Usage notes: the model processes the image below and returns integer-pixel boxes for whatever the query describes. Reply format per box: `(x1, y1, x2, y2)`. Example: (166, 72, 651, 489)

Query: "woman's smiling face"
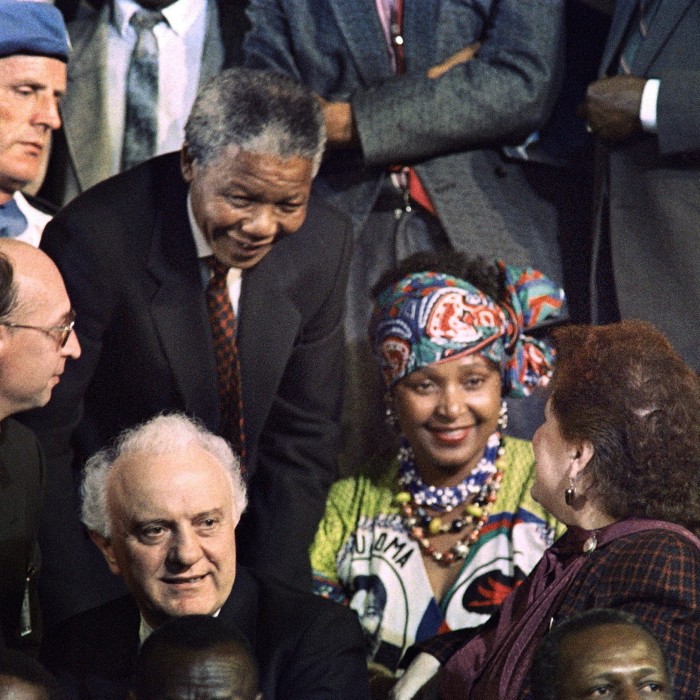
(392, 354, 502, 486)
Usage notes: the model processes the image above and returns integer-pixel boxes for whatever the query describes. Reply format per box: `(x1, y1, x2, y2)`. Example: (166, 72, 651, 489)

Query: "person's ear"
(568, 441, 594, 480)
(180, 143, 196, 183)
(89, 530, 122, 576)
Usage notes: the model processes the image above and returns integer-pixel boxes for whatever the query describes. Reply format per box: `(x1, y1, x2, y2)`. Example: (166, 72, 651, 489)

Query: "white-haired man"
(40, 413, 370, 700)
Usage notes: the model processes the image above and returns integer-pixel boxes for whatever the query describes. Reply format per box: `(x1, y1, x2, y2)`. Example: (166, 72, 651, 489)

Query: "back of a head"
(130, 615, 260, 700)
(549, 320, 700, 532)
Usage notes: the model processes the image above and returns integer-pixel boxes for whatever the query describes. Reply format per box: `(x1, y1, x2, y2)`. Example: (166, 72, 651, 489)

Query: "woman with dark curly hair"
(393, 320, 700, 700)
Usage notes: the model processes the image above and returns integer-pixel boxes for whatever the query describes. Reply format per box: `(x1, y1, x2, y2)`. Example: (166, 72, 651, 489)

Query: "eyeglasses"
(1, 309, 76, 348)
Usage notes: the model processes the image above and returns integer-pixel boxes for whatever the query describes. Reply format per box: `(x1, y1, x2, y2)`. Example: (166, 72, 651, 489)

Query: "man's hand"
(580, 75, 646, 142)
(389, 653, 441, 700)
(427, 42, 481, 79)
(317, 96, 358, 148)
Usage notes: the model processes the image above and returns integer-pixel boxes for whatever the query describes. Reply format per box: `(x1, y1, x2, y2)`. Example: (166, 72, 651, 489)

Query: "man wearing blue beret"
(0, 0, 70, 245)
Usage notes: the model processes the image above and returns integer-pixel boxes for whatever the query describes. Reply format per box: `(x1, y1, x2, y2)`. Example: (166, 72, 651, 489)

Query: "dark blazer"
(244, 0, 565, 281)
(591, 0, 700, 370)
(20, 153, 352, 621)
(40, 0, 250, 206)
(0, 418, 44, 652)
(40, 566, 371, 700)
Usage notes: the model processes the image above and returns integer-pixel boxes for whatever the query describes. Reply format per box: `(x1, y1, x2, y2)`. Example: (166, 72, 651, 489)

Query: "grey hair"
(0, 252, 19, 323)
(185, 67, 326, 174)
(81, 413, 247, 538)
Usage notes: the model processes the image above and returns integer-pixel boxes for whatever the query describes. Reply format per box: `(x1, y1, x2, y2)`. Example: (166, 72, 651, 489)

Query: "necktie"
(0, 198, 28, 238)
(618, 0, 661, 75)
(121, 9, 164, 172)
(205, 257, 245, 458)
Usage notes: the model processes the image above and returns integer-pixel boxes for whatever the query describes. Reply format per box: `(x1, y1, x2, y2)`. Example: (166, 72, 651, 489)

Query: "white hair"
(81, 413, 247, 538)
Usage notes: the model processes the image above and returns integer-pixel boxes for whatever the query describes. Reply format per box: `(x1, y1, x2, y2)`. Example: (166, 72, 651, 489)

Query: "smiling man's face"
(181, 144, 314, 270)
(93, 445, 238, 629)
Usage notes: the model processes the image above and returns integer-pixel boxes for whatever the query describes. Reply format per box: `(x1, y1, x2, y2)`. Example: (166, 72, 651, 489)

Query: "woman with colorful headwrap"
(309, 252, 566, 687)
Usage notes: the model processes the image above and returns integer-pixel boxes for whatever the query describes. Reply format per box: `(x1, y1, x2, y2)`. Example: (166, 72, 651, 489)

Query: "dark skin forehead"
(148, 644, 258, 700)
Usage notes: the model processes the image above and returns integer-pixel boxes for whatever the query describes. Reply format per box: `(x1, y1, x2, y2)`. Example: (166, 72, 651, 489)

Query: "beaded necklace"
(394, 432, 506, 566)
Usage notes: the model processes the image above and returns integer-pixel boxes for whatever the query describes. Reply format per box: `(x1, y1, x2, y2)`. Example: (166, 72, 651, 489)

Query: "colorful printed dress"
(310, 436, 564, 672)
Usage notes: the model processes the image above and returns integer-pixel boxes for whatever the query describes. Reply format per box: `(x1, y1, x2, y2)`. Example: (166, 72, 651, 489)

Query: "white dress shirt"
(107, 0, 208, 172)
(13, 192, 52, 248)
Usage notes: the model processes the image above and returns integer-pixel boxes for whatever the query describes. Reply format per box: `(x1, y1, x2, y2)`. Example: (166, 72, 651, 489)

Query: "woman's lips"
(429, 426, 474, 445)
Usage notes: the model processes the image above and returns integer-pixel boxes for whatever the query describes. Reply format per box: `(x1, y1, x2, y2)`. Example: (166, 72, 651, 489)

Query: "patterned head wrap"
(370, 261, 565, 397)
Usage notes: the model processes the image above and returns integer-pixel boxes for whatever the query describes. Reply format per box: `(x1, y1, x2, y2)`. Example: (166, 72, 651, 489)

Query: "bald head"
(0, 239, 80, 418)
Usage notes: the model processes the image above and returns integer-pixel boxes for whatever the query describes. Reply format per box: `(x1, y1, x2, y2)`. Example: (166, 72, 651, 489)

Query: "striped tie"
(618, 0, 661, 75)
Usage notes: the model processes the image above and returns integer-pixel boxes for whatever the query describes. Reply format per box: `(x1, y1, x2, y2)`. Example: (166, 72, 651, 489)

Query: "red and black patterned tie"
(205, 256, 245, 458)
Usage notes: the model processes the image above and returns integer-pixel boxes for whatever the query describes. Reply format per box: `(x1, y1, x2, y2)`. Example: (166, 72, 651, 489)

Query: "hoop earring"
(498, 399, 508, 432)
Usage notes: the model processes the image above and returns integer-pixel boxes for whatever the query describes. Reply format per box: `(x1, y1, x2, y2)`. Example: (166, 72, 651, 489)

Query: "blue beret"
(0, 1, 70, 62)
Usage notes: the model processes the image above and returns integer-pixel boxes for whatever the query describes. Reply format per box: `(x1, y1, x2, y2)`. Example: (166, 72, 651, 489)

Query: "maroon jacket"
(416, 522, 700, 699)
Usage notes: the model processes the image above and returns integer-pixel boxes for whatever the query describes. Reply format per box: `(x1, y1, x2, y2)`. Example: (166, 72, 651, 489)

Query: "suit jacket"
(591, 0, 700, 370)
(244, 0, 565, 282)
(40, 566, 371, 700)
(40, 0, 249, 206)
(0, 418, 44, 652)
(20, 153, 353, 621)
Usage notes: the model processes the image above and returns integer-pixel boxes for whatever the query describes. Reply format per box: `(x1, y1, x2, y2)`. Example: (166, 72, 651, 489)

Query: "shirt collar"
(138, 607, 222, 646)
(186, 189, 213, 259)
(112, 0, 206, 37)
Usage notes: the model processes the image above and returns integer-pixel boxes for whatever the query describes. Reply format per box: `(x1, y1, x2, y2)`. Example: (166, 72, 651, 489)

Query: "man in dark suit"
(20, 67, 353, 625)
(40, 413, 370, 700)
(40, 0, 250, 207)
(0, 239, 81, 651)
(581, 0, 700, 371)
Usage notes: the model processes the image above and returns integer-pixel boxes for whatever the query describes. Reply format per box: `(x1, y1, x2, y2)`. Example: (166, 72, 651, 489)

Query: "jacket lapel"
(198, 0, 224, 88)
(146, 162, 220, 431)
(63, 4, 114, 191)
(237, 241, 301, 460)
(220, 567, 260, 649)
(633, 0, 694, 73)
(328, 0, 392, 85)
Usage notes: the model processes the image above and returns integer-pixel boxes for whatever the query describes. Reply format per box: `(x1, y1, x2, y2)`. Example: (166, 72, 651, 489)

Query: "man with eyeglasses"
(0, 239, 80, 653)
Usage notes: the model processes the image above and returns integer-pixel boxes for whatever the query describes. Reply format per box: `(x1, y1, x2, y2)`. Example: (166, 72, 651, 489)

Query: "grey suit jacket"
(41, 0, 248, 206)
(591, 0, 700, 370)
(244, 0, 565, 281)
